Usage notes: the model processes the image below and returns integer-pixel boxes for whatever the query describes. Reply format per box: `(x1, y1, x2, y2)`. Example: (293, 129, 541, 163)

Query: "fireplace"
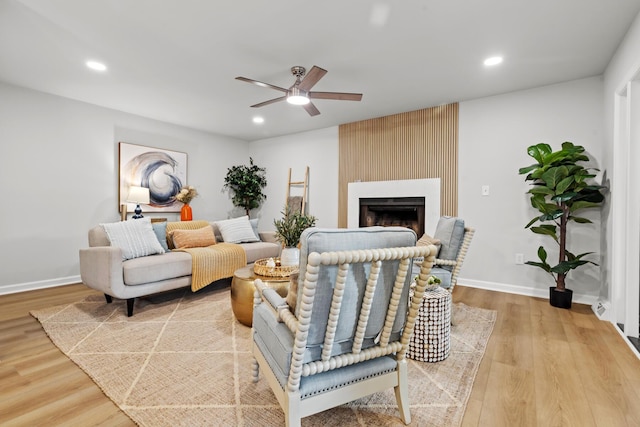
(347, 178, 441, 237)
(359, 197, 425, 236)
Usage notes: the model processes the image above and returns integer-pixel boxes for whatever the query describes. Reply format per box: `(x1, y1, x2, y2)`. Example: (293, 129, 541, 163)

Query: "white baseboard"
(0, 275, 81, 295)
(457, 277, 599, 306)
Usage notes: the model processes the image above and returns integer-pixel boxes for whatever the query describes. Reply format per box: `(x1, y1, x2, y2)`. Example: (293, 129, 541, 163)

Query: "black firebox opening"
(359, 197, 425, 237)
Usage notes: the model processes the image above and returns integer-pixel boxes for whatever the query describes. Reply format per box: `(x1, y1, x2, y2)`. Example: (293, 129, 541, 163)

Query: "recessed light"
(252, 116, 264, 124)
(86, 60, 107, 71)
(484, 56, 503, 67)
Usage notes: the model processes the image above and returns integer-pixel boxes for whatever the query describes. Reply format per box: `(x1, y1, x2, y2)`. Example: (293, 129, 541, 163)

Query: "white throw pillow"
(215, 215, 260, 243)
(101, 218, 166, 260)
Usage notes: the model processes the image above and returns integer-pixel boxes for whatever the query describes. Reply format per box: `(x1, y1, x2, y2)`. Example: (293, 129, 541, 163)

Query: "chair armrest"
(79, 246, 127, 297)
(254, 279, 297, 330)
(263, 287, 288, 309)
(254, 279, 288, 309)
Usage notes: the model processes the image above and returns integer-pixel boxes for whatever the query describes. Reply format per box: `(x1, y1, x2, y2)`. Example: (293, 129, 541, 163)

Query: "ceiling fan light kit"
(236, 65, 362, 116)
(286, 87, 310, 105)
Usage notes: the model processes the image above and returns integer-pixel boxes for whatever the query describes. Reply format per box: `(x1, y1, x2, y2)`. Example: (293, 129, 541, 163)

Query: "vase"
(549, 286, 573, 309)
(280, 247, 300, 267)
(180, 203, 193, 221)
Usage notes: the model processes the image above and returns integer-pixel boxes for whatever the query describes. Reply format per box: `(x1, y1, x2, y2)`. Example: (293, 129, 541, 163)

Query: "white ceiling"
(1, 0, 639, 141)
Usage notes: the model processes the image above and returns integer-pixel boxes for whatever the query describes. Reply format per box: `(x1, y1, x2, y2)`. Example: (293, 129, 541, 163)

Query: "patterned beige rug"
(31, 286, 496, 426)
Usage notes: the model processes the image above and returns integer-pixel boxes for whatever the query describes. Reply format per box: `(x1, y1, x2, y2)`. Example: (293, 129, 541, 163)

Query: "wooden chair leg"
(126, 298, 135, 317)
(284, 390, 301, 427)
(104, 294, 113, 304)
(394, 360, 411, 424)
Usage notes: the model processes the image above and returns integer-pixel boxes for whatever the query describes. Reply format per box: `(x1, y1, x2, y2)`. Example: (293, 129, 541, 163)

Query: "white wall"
(0, 82, 247, 293)
(458, 77, 604, 304)
(247, 77, 605, 304)
(0, 75, 609, 303)
(248, 127, 339, 231)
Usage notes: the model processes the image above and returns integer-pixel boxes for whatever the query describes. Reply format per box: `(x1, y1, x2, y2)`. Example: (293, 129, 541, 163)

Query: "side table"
(231, 264, 290, 327)
(408, 286, 452, 362)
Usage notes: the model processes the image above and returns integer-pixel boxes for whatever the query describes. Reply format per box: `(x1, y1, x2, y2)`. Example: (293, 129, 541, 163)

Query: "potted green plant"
(223, 157, 267, 217)
(273, 205, 317, 266)
(518, 141, 606, 308)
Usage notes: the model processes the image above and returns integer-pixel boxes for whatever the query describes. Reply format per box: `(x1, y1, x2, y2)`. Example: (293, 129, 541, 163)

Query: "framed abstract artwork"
(119, 142, 187, 213)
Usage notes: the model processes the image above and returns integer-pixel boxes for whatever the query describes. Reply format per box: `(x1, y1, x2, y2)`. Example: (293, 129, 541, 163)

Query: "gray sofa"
(79, 220, 280, 316)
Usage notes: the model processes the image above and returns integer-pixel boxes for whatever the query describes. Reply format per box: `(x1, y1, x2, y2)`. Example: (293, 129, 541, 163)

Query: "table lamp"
(127, 186, 150, 219)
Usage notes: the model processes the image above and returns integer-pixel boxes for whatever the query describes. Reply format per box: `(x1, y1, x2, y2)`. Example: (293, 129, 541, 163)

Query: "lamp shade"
(127, 186, 150, 204)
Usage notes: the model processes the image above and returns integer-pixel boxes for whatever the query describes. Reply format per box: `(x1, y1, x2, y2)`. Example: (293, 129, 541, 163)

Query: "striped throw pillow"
(101, 218, 165, 260)
(215, 216, 260, 243)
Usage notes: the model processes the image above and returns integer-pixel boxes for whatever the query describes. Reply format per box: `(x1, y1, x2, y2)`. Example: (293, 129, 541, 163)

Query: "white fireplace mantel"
(347, 178, 441, 236)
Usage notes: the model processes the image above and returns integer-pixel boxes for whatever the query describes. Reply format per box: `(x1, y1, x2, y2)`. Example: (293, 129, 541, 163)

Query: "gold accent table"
(231, 264, 290, 327)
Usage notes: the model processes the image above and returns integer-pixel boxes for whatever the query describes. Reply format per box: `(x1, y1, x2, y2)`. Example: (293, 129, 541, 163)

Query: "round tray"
(253, 258, 298, 278)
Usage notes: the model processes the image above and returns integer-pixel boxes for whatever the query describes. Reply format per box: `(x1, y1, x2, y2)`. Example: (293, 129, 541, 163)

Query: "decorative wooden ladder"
(286, 166, 309, 214)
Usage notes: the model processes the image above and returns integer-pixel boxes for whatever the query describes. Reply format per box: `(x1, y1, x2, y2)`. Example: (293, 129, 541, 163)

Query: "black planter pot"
(549, 287, 573, 309)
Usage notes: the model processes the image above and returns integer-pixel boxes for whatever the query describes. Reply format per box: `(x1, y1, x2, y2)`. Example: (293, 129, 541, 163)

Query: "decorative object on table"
(424, 274, 442, 291)
(180, 203, 192, 221)
(408, 286, 452, 363)
(253, 257, 298, 278)
(175, 185, 198, 221)
(280, 248, 299, 268)
(127, 186, 150, 219)
(273, 205, 317, 267)
(519, 142, 606, 309)
(222, 157, 267, 217)
(118, 142, 187, 214)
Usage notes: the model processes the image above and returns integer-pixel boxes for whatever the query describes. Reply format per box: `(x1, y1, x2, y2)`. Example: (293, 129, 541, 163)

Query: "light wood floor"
(1, 284, 640, 426)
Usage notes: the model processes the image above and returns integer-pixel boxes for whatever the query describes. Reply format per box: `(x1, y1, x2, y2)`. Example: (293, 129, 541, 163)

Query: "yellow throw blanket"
(175, 243, 247, 292)
(166, 220, 247, 291)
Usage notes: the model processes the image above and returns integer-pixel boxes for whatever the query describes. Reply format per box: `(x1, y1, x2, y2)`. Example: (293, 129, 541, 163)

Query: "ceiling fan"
(235, 65, 363, 116)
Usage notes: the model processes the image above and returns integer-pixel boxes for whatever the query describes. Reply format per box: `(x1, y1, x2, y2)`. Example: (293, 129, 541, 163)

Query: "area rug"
(31, 287, 496, 426)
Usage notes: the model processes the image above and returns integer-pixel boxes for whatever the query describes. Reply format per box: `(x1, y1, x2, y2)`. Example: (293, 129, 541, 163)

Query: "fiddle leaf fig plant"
(518, 142, 606, 291)
(223, 157, 267, 217)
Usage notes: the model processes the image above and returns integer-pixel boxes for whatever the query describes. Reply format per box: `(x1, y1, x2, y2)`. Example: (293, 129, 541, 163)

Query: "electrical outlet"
(481, 185, 490, 196)
(515, 253, 524, 264)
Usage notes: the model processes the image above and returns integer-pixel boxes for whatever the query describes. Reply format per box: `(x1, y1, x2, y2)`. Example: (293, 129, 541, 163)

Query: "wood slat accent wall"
(338, 103, 458, 228)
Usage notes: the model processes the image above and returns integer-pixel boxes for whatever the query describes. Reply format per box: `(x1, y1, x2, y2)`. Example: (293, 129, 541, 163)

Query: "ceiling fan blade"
(250, 96, 286, 108)
(297, 66, 327, 91)
(302, 101, 321, 116)
(236, 76, 288, 93)
(309, 91, 363, 101)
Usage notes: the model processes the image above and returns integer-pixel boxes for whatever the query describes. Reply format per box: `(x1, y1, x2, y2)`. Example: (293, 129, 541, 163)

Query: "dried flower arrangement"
(175, 186, 198, 204)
